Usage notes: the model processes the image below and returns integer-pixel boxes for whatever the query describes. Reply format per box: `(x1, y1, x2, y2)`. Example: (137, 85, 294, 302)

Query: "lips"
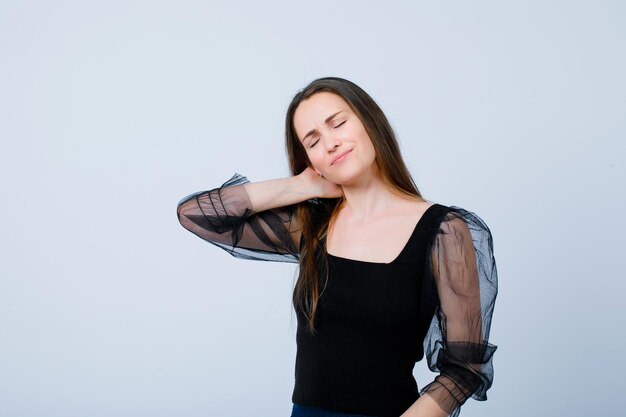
(331, 149, 353, 165)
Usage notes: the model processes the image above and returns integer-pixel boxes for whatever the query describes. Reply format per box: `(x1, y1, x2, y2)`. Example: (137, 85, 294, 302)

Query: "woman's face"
(293, 92, 376, 185)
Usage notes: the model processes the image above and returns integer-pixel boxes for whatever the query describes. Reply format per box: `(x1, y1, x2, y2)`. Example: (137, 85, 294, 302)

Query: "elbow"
(176, 196, 195, 231)
(176, 192, 220, 236)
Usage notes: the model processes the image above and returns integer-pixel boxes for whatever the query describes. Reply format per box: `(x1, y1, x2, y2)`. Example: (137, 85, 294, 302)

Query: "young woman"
(176, 77, 498, 417)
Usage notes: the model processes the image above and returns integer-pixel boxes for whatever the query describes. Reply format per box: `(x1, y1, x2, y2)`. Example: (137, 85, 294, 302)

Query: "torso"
(293, 200, 450, 416)
(325, 198, 435, 264)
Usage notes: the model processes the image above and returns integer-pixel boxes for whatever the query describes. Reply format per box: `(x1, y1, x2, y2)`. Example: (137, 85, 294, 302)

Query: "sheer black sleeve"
(176, 173, 301, 263)
(420, 206, 498, 417)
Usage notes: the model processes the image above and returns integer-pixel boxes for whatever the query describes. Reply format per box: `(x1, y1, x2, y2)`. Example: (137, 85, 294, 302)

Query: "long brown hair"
(285, 76, 424, 333)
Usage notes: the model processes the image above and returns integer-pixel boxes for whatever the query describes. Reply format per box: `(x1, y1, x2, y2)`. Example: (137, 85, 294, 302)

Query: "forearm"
(400, 393, 449, 417)
(242, 175, 314, 213)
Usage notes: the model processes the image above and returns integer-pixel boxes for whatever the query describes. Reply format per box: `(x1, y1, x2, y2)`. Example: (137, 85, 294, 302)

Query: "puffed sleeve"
(419, 206, 498, 417)
(176, 173, 302, 263)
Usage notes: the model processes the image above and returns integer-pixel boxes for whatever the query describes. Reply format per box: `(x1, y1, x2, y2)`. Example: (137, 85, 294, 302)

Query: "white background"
(1, 1, 624, 416)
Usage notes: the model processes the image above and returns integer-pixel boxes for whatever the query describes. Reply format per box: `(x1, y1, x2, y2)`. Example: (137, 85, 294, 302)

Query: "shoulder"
(426, 204, 494, 242)
(445, 205, 494, 235)
(429, 206, 496, 265)
(427, 204, 491, 227)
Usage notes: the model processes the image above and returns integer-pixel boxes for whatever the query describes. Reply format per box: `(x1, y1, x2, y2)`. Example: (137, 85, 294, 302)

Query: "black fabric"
(291, 203, 444, 417)
(177, 173, 498, 417)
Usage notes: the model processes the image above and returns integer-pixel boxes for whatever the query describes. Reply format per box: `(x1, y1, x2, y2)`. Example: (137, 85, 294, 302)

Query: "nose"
(324, 133, 341, 152)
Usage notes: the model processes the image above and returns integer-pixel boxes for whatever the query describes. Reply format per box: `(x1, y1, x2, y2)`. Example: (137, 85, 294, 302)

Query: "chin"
(329, 169, 363, 186)
(328, 157, 377, 185)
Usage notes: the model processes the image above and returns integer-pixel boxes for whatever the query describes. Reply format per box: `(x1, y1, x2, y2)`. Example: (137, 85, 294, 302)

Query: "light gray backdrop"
(1, 1, 624, 416)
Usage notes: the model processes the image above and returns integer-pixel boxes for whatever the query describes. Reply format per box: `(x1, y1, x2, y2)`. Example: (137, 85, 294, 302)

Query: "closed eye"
(309, 121, 345, 148)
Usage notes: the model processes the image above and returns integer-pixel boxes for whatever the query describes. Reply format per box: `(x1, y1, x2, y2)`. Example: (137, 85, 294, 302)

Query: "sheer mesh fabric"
(419, 208, 498, 417)
(176, 173, 301, 263)
(176, 173, 498, 417)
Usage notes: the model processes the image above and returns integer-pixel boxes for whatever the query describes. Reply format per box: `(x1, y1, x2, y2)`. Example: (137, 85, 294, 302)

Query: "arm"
(405, 207, 498, 417)
(400, 392, 449, 417)
(176, 168, 342, 262)
(241, 175, 314, 213)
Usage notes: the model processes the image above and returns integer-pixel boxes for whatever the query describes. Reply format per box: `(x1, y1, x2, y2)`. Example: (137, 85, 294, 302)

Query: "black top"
(176, 173, 498, 417)
(292, 203, 444, 417)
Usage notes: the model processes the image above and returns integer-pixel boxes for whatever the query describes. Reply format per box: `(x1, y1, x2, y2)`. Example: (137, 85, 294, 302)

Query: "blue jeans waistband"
(290, 403, 382, 417)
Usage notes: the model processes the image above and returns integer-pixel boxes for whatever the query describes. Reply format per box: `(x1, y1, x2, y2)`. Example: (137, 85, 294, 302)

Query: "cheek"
(305, 149, 323, 168)
(355, 130, 373, 149)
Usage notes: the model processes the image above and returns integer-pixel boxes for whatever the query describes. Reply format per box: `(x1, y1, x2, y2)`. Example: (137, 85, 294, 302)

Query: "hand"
(298, 167, 343, 199)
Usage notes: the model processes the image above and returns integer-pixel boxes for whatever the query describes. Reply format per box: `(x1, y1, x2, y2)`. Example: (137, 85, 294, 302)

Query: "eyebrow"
(301, 110, 344, 142)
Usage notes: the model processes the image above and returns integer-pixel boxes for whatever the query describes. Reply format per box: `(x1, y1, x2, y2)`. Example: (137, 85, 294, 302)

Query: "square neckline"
(325, 203, 440, 265)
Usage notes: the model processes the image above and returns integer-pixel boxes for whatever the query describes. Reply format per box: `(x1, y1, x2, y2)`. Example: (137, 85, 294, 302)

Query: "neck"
(338, 167, 404, 223)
